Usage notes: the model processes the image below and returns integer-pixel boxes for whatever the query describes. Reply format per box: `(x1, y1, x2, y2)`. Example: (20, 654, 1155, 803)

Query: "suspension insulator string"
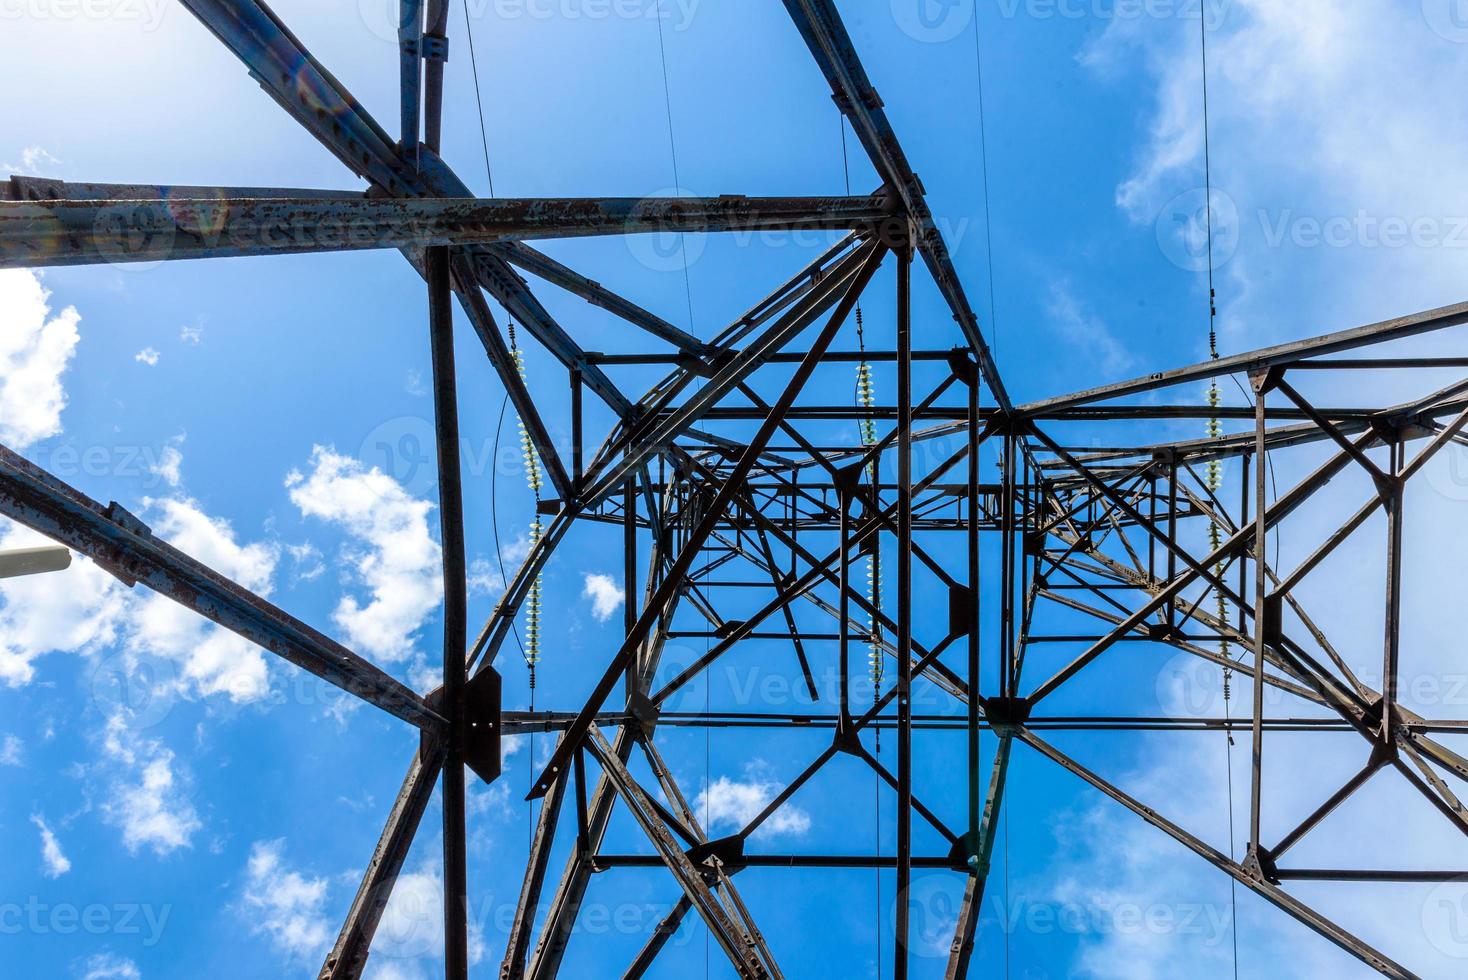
(855, 307, 884, 710)
(509, 319, 544, 696)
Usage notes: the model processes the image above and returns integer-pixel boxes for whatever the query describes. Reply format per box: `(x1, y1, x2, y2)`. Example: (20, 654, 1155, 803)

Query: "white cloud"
(0, 520, 125, 688)
(286, 540, 325, 583)
(0, 270, 80, 449)
(179, 325, 202, 344)
(149, 435, 184, 488)
(77, 954, 141, 980)
(100, 712, 201, 856)
(125, 498, 277, 702)
(241, 839, 331, 961)
(134, 348, 160, 366)
(369, 860, 485, 965)
(286, 447, 441, 662)
(1, 734, 22, 766)
(694, 766, 810, 841)
(5, 145, 61, 175)
(364, 962, 429, 980)
(31, 813, 70, 878)
(581, 572, 624, 624)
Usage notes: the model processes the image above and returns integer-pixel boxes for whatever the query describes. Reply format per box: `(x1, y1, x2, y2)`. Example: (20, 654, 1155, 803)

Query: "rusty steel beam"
(0, 445, 443, 732)
(0, 192, 886, 269)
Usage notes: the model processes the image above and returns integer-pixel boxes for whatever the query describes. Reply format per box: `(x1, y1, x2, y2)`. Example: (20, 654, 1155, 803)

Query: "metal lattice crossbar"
(3, 3, 1466, 978)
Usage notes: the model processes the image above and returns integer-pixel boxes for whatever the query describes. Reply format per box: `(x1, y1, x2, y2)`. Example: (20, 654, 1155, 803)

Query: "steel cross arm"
(577, 239, 881, 505)
(1028, 424, 1382, 704)
(584, 725, 772, 979)
(1, 176, 363, 203)
(572, 232, 869, 487)
(469, 248, 637, 418)
(1040, 390, 1468, 471)
(492, 240, 711, 356)
(1018, 730, 1415, 978)
(527, 242, 886, 801)
(319, 738, 446, 979)
(1040, 518, 1380, 723)
(1031, 428, 1254, 622)
(1021, 297, 1468, 415)
(780, 0, 1011, 412)
(0, 446, 444, 732)
(1034, 583, 1323, 708)
(0, 193, 884, 269)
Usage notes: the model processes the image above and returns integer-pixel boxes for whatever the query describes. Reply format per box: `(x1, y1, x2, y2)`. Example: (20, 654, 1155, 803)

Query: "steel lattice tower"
(4, 3, 1467, 978)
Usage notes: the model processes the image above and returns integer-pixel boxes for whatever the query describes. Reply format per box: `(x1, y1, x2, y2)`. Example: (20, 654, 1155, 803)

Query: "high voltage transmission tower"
(3, 3, 1467, 978)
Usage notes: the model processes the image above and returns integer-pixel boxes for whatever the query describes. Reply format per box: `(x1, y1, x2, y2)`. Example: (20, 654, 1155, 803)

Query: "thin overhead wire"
(461, 1, 497, 195)
(972, 9, 1000, 359)
(1198, 10, 1240, 977)
(655, 0, 696, 332)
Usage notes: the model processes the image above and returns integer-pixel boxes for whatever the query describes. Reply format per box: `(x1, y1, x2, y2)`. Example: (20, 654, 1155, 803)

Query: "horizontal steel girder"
(0, 190, 889, 268)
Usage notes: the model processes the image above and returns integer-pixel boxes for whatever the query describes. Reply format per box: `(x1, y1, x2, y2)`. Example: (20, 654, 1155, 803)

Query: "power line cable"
(972, 9, 999, 359)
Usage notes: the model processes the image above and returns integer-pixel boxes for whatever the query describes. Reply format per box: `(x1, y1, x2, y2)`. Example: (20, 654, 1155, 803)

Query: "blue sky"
(7, 1, 1468, 978)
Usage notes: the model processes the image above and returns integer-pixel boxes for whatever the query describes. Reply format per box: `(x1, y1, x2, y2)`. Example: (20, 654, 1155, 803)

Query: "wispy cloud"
(1044, 278, 1134, 377)
(31, 813, 70, 878)
(4, 145, 60, 175)
(134, 348, 160, 367)
(77, 954, 141, 980)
